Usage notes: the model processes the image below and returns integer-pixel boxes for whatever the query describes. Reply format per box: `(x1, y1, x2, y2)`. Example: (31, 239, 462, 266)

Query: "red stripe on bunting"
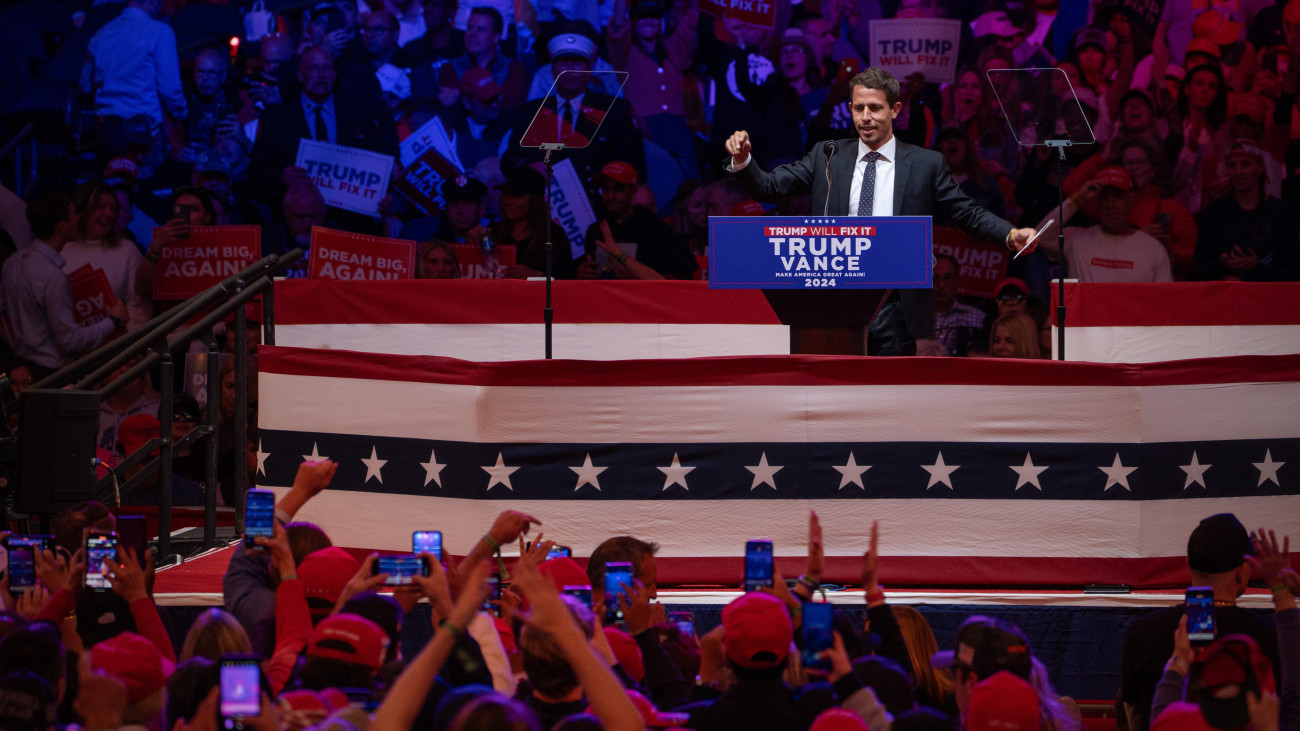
(274, 279, 784, 325)
(1053, 282, 1300, 327)
(258, 345, 1300, 389)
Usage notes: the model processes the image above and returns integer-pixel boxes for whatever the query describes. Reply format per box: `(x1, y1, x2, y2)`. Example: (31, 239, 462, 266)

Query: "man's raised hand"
(725, 130, 752, 167)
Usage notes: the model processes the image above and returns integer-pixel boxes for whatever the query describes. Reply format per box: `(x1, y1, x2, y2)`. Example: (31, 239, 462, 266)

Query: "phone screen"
(244, 490, 276, 548)
(562, 585, 592, 610)
(412, 531, 442, 561)
(668, 610, 694, 636)
(484, 575, 502, 616)
(85, 532, 118, 591)
(604, 562, 634, 624)
(375, 555, 428, 586)
(744, 540, 774, 593)
(220, 659, 262, 719)
(801, 602, 835, 669)
(547, 545, 572, 560)
(1186, 587, 1216, 644)
(117, 516, 148, 568)
(4, 537, 46, 590)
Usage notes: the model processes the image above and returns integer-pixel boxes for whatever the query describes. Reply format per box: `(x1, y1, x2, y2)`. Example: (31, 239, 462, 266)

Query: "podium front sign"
(708, 216, 932, 289)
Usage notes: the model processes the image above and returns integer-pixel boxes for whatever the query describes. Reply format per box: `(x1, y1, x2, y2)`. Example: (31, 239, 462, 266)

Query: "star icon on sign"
(302, 442, 329, 462)
(834, 452, 870, 490)
(570, 453, 607, 492)
(1099, 453, 1137, 491)
(1010, 452, 1047, 491)
(256, 439, 270, 476)
(1180, 451, 1211, 489)
(420, 449, 446, 488)
(482, 453, 520, 491)
(922, 452, 959, 490)
(1255, 449, 1285, 487)
(657, 453, 695, 491)
(361, 446, 388, 484)
(745, 452, 783, 490)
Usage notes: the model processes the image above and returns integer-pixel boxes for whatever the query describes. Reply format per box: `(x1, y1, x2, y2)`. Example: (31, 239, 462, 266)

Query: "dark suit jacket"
(248, 92, 400, 200)
(501, 93, 646, 184)
(731, 137, 1014, 347)
(732, 137, 1013, 243)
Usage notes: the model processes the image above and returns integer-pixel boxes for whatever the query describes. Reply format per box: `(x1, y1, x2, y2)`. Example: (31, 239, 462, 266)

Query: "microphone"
(822, 141, 838, 217)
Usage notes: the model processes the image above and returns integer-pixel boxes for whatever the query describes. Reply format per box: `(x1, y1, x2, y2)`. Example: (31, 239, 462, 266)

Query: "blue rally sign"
(708, 216, 933, 289)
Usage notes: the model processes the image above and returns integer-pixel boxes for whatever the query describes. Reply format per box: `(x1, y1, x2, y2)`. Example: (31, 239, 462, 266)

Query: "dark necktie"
(562, 102, 575, 132)
(856, 151, 881, 216)
(314, 105, 329, 143)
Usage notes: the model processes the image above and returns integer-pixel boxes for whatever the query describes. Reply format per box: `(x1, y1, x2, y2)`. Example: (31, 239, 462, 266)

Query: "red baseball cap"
(1192, 9, 1243, 46)
(459, 67, 501, 102)
(104, 157, 139, 181)
(118, 414, 160, 457)
(298, 547, 361, 618)
(965, 671, 1039, 731)
(722, 592, 792, 669)
(307, 613, 389, 670)
(1185, 37, 1222, 60)
(1229, 93, 1269, 124)
(89, 632, 171, 704)
(538, 557, 589, 593)
(809, 708, 870, 731)
(1092, 165, 1133, 191)
(599, 161, 639, 186)
(604, 626, 645, 682)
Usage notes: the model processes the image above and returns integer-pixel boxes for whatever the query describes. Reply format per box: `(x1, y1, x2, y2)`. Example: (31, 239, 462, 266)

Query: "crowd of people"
(0, 464, 1294, 731)
(2, 0, 1300, 371)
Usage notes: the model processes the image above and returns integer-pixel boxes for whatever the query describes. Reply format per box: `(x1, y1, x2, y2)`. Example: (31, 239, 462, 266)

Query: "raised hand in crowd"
(334, 553, 390, 615)
(35, 544, 85, 595)
(104, 547, 150, 603)
(461, 509, 541, 573)
(411, 550, 454, 625)
(275, 458, 339, 521)
(15, 582, 51, 621)
(793, 511, 824, 603)
(174, 686, 280, 731)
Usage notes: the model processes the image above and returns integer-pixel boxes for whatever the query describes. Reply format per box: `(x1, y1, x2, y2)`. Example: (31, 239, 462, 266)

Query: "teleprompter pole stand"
(1045, 139, 1070, 361)
(540, 143, 563, 360)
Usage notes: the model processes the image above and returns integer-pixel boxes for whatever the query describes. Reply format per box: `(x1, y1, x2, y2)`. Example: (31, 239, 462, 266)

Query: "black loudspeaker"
(18, 389, 101, 514)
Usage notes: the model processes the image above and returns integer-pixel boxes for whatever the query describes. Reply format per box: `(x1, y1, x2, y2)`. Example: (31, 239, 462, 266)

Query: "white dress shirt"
(847, 135, 897, 217)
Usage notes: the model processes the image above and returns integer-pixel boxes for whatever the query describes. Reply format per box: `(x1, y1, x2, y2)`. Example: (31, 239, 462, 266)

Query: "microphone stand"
(539, 143, 563, 360)
(1045, 139, 1070, 361)
(822, 141, 837, 217)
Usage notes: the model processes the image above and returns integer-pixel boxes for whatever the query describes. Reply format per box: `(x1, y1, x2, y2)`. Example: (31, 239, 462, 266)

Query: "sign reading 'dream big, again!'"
(296, 140, 394, 216)
(308, 227, 415, 280)
(154, 225, 261, 300)
(708, 216, 932, 289)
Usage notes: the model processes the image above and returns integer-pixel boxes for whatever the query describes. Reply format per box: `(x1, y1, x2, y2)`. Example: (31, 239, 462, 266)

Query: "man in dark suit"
(248, 47, 399, 205)
(726, 67, 1037, 354)
(500, 34, 645, 184)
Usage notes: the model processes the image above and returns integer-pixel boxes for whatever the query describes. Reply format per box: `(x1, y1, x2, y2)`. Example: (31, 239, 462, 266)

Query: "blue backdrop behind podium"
(709, 215, 933, 290)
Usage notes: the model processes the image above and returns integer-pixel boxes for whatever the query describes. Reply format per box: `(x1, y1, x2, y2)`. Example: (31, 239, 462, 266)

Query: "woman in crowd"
(1171, 62, 1229, 211)
(468, 168, 576, 279)
(61, 181, 150, 330)
(893, 604, 958, 717)
(943, 61, 1020, 180)
(770, 29, 828, 149)
(671, 180, 709, 257)
(416, 239, 462, 279)
(134, 187, 219, 302)
(989, 312, 1044, 359)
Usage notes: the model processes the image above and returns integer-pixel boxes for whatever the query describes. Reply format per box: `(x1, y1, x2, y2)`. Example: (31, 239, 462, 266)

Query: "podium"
(708, 215, 933, 354)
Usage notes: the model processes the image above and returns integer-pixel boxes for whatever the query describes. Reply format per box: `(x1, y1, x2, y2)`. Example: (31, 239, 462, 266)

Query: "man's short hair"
(25, 189, 72, 241)
(934, 252, 959, 270)
(849, 67, 900, 107)
(0, 622, 64, 688)
(586, 536, 660, 588)
(469, 6, 504, 35)
(520, 596, 593, 699)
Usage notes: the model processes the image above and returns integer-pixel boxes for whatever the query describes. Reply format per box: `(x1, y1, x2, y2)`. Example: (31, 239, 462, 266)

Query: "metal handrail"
(0, 123, 38, 197)
(20, 248, 302, 560)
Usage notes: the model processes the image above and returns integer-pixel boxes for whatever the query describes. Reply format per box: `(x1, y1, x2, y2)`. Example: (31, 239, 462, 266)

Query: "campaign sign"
(392, 146, 462, 217)
(155, 225, 261, 300)
(308, 227, 416, 281)
(549, 158, 597, 260)
(933, 226, 1008, 298)
(69, 267, 118, 326)
(296, 140, 394, 216)
(400, 116, 462, 169)
(709, 216, 932, 289)
(867, 18, 962, 84)
(449, 243, 518, 279)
